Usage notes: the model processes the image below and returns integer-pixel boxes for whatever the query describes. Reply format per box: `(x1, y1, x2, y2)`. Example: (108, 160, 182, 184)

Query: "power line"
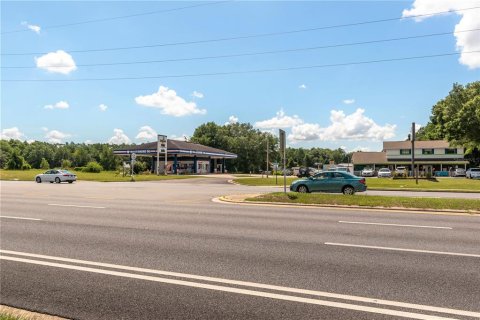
(3, 51, 478, 82)
(3, 29, 479, 69)
(3, 6, 479, 56)
(1, 1, 233, 35)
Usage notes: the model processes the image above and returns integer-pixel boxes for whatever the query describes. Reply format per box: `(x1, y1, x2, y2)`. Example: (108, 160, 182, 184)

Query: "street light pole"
(266, 138, 269, 179)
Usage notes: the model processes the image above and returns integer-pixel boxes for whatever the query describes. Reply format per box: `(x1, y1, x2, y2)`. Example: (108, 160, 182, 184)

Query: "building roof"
(352, 152, 387, 164)
(383, 140, 454, 150)
(113, 140, 237, 158)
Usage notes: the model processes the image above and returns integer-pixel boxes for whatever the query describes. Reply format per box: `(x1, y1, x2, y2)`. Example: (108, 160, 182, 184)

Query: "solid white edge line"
(0, 216, 42, 221)
(0, 249, 478, 318)
(0, 255, 460, 320)
(48, 204, 105, 209)
(338, 221, 452, 229)
(325, 242, 480, 258)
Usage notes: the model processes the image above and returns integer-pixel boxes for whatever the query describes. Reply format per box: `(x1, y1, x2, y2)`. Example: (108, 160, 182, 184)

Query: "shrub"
(21, 162, 31, 170)
(82, 161, 103, 173)
(74, 167, 85, 171)
(40, 158, 50, 170)
(133, 161, 147, 174)
(61, 159, 72, 168)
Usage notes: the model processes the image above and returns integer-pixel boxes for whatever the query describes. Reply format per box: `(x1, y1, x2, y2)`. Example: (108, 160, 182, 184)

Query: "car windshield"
(379, 169, 389, 172)
(471, 168, 480, 172)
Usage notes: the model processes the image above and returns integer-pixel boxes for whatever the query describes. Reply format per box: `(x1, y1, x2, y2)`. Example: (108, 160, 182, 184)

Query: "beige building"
(352, 140, 468, 176)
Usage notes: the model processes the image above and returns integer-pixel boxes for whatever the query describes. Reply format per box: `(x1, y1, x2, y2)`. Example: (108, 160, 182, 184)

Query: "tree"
(40, 158, 50, 169)
(6, 148, 29, 170)
(417, 81, 480, 150)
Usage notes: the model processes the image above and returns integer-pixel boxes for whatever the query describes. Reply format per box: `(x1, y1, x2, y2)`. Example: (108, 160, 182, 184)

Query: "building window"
(400, 149, 411, 155)
(422, 149, 434, 155)
(445, 148, 457, 154)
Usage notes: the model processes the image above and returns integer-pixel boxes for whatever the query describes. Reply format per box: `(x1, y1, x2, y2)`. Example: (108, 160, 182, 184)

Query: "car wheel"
(55, 177, 61, 184)
(343, 186, 355, 195)
(297, 185, 309, 193)
(68, 181, 73, 184)
(35, 177, 41, 183)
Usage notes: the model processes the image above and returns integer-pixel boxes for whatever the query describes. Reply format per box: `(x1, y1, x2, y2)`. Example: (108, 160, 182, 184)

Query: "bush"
(61, 159, 72, 168)
(74, 167, 85, 171)
(21, 162, 31, 170)
(133, 161, 147, 174)
(40, 158, 50, 170)
(82, 161, 103, 173)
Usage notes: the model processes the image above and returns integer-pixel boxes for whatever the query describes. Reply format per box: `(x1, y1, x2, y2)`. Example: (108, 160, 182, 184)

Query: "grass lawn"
(234, 176, 480, 192)
(0, 169, 200, 182)
(248, 192, 480, 213)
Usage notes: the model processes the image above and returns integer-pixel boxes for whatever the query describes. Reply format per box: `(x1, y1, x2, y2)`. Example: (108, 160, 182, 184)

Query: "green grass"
(247, 192, 480, 213)
(0, 169, 200, 182)
(0, 315, 23, 320)
(233, 176, 480, 192)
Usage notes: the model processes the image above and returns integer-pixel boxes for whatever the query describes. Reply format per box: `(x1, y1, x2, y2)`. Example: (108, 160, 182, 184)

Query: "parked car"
(453, 168, 466, 177)
(328, 167, 349, 173)
(35, 169, 77, 184)
(395, 166, 407, 175)
(377, 168, 392, 178)
(290, 171, 367, 195)
(466, 168, 480, 179)
(361, 168, 374, 177)
(296, 167, 316, 178)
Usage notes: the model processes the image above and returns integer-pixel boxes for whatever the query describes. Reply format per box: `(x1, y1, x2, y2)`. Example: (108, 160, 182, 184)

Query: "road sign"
(131, 153, 136, 160)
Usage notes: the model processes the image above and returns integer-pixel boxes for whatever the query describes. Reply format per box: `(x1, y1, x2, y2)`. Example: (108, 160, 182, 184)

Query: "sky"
(1, 0, 479, 152)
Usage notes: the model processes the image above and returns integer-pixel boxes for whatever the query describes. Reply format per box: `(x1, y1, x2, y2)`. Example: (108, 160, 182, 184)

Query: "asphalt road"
(1, 178, 479, 320)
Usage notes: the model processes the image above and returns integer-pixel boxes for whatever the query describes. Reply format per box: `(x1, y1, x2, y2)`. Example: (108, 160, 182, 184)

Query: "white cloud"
(136, 126, 157, 141)
(192, 91, 204, 99)
(45, 130, 70, 144)
(1, 127, 24, 140)
(135, 86, 207, 117)
(84, 140, 93, 145)
(170, 134, 190, 141)
(255, 110, 304, 129)
(415, 123, 422, 133)
(35, 50, 77, 74)
(98, 104, 108, 112)
(44, 101, 69, 110)
(351, 146, 371, 152)
(343, 99, 355, 104)
(402, 1, 480, 69)
(225, 115, 239, 125)
(289, 108, 396, 142)
(41, 127, 49, 132)
(299, 84, 307, 89)
(108, 129, 131, 145)
(21, 21, 41, 34)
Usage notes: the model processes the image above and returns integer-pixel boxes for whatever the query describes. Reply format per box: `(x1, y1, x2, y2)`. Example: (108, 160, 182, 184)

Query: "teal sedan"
(290, 171, 367, 195)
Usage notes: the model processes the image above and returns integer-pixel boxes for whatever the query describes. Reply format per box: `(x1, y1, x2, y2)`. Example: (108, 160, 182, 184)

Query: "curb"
(0, 305, 68, 320)
(216, 196, 479, 216)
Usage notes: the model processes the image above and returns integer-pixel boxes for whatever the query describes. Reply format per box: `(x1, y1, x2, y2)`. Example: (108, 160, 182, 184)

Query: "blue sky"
(1, 1, 479, 151)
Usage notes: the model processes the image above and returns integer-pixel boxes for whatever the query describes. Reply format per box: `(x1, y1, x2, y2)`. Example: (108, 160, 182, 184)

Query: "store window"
(422, 149, 434, 155)
(445, 148, 457, 154)
(400, 149, 411, 155)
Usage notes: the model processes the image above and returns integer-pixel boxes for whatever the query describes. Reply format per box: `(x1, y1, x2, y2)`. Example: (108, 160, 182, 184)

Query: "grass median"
(234, 176, 480, 192)
(0, 169, 200, 182)
(247, 192, 480, 213)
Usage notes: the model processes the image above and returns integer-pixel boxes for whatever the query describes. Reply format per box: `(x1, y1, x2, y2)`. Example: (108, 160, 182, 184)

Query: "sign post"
(411, 122, 418, 184)
(279, 129, 286, 194)
(131, 153, 136, 181)
(157, 134, 167, 175)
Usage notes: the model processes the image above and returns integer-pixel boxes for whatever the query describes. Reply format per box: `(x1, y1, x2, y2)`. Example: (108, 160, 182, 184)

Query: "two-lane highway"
(1, 179, 479, 319)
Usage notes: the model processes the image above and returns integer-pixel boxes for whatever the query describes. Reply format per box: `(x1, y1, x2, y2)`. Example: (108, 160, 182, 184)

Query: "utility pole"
(411, 122, 418, 184)
(266, 138, 269, 179)
(279, 129, 286, 194)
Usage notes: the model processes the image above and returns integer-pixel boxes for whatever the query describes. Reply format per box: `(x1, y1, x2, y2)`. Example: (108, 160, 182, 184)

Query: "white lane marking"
(0, 255, 465, 320)
(0, 216, 42, 221)
(1, 250, 478, 318)
(338, 221, 452, 229)
(48, 204, 105, 209)
(325, 243, 480, 258)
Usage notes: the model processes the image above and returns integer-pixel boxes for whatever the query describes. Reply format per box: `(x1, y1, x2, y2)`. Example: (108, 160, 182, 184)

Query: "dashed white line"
(338, 221, 452, 229)
(325, 242, 480, 258)
(48, 204, 105, 209)
(1, 254, 475, 320)
(0, 216, 42, 221)
(1, 249, 479, 319)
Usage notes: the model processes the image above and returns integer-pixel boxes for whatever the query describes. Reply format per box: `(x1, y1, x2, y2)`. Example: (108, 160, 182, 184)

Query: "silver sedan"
(35, 169, 77, 184)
